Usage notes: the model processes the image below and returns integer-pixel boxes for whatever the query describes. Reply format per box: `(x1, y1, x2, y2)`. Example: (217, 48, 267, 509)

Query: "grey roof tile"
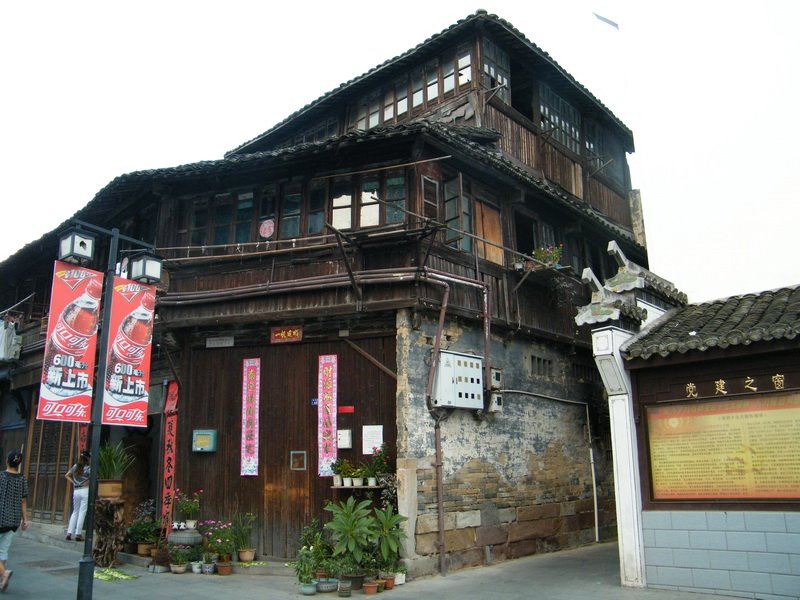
(622, 286, 800, 360)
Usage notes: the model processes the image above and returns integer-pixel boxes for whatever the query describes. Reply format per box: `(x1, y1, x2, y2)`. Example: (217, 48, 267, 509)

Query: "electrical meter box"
(432, 351, 484, 409)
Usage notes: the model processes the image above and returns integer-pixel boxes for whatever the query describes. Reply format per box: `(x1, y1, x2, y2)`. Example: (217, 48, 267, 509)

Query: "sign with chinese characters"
(241, 358, 260, 476)
(161, 381, 179, 525)
(647, 393, 800, 500)
(38, 261, 104, 423)
(101, 278, 156, 427)
(683, 372, 791, 399)
(317, 355, 338, 476)
(270, 325, 303, 344)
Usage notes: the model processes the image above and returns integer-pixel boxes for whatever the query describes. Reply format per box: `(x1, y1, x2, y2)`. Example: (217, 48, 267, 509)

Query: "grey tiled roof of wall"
(622, 285, 800, 360)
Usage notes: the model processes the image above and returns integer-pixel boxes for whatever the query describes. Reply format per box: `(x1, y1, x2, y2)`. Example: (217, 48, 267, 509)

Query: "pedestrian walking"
(64, 450, 91, 542)
(0, 450, 29, 592)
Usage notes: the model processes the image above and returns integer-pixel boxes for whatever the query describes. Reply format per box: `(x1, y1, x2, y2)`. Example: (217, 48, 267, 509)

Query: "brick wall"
(643, 511, 800, 600)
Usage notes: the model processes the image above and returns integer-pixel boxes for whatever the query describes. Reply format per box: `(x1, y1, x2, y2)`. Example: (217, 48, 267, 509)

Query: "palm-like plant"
(371, 505, 406, 567)
(323, 496, 375, 567)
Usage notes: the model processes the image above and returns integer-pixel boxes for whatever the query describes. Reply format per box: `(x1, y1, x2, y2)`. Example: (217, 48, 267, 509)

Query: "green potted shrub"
(169, 544, 190, 573)
(97, 441, 135, 498)
(371, 504, 406, 578)
(289, 544, 317, 595)
(324, 497, 375, 589)
(232, 511, 257, 561)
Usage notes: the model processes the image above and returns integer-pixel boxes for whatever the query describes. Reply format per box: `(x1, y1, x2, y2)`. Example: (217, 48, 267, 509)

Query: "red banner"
(101, 278, 156, 427)
(161, 381, 179, 525)
(241, 359, 260, 476)
(38, 261, 104, 423)
(318, 355, 338, 476)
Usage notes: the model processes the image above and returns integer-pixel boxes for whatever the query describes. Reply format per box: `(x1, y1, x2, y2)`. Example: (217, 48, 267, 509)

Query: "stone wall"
(395, 310, 615, 576)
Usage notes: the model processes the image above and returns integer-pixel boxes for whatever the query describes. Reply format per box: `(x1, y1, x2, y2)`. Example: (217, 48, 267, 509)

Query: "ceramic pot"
(362, 581, 378, 595)
(341, 573, 364, 590)
(383, 574, 395, 589)
(216, 561, 233, 576)
(170, 563, 187, 574)
(202, 562, 215, 574)
(367, 477, 378, 487)
(333, 474, 343, 487)
(337, 580, 352, 597)
(137, 542, 154, 556)
(238, 548, 256, 562)
(184, 519, 197, 529)
(394, 572, 406, 585)
(300, 582, 317, 595)
(342, 477, 353, 487)
(190, 561, 203, 574)
(351, 477, 364, 487)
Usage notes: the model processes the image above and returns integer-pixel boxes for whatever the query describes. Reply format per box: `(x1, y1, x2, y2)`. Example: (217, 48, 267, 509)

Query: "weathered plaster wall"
(395, 309, 615, 576)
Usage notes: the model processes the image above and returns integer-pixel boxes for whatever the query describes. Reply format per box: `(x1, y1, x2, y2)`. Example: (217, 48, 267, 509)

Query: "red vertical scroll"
(160, 381, 179, 526)
(317, 355, 338, 476)
(241, 359, 260, 476)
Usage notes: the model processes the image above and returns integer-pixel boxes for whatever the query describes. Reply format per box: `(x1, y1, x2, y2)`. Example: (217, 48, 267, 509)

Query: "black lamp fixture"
(129, 252, 163, 284)
(58, 228, 96, 264)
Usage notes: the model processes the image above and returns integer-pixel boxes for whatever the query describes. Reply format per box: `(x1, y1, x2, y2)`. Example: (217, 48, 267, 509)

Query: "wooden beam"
(343, 339, 397, 380)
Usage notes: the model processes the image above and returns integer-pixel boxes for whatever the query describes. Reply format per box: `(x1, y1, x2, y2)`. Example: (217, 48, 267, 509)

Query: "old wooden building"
(0, 11, 648, 574)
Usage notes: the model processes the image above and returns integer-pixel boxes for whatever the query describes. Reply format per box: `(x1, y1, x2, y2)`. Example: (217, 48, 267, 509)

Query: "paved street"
(4, 529, 735, 600)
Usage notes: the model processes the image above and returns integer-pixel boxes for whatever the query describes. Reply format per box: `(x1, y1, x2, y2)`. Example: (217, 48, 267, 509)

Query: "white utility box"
(432, 351, 484, 409)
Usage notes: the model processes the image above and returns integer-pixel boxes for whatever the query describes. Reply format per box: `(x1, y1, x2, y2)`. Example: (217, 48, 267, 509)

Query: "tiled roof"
(622, 286, 800, 360)
(227, 10, 633, 156)
(0, 121, 640, 270)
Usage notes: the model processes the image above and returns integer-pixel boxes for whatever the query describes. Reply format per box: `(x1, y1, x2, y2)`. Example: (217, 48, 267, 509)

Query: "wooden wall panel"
(179, 335, 397, 560)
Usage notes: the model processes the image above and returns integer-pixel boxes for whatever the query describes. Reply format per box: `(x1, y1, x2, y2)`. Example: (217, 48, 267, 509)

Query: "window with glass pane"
(383, 89, 395, 122)
(422, 176, 439, 221)
(386, 173, 406, 223)
(190, 198, 208, 246)
(482, 38, 509, 103)
(331, 178, 352, 230)
(541, 222, 557, 248)
(308, 183, 326, 234)
(444, 177, 460, 247)
(442, 59, 455, 95)
(461, 190, 473, 253)
(213, 196, 233, 245)
(426, 60, 439, 104)
(540, 83, 581, 154)
(359, 177, 380, 227)
(354, 100, 368, 130)
(368, 93, 381, 128)
(396, 80, 408, 117)
(458, 50, 472, 86)
(280, 190, 301, 238)
(412, 70, 424, 109)
(235, 192, 254, 243)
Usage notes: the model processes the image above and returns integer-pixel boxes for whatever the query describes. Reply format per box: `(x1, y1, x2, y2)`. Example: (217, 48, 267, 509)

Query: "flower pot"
(362, 581, 378, 595)
(351, 477, 364, 487)
(216, 561, 233, 576)
(98, 479, 123, 499)
(367, 477, 378, 487)
(337, 580, 352, 597)
(342, 477, 353, 487)
(314, 570, 329, 581)
(333, 474, 343, 486)
(136, 542, 154, 556)
(190, 561, 203, 574)
(317, 578, 339, 593)
(170, 563, 187, 574)
(394, 572, 405, 585)
(238, 548, 256, 562)
(184, 519, 197, 529)
(341, 573, 364, 590)
(383, 574, 395, 589)
(202, 562, 215, 574)
(300, 582, 317, 595)
(374, 578, 386, 592)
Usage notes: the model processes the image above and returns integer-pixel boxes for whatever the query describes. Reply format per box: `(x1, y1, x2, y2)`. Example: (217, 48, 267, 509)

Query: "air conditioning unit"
(432, 351, 484, 410)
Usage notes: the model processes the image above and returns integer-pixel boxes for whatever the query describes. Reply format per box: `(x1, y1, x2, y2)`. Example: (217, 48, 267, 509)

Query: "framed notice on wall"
(646, 393, 800, 501)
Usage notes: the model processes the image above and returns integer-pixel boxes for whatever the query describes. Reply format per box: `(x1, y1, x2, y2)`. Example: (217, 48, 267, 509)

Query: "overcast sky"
(3, 1, 799, 303)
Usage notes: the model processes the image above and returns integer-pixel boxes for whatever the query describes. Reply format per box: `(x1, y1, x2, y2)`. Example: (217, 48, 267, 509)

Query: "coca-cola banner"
(240, 359, 260, 476)
(38, 261, 104, 423)
(101, 277, 156, 427)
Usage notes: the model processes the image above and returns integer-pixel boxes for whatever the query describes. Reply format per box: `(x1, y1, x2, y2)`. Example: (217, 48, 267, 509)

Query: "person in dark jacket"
(0, 450, 29, 592)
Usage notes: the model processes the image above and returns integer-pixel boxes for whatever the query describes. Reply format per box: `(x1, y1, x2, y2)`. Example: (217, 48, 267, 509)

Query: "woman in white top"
(64, 450, 90, 541)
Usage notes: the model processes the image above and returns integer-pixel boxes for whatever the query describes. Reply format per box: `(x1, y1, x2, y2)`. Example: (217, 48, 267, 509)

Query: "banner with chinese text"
(241, 359, 260, 476)
(38, 261, 104, 423)
(318, 355, 338, 476)
(161, 381, 179, 525)
(101, 278, 156, 427)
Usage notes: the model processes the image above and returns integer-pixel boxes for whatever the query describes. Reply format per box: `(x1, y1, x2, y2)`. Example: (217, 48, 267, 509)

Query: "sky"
(2, 1, 799, 304)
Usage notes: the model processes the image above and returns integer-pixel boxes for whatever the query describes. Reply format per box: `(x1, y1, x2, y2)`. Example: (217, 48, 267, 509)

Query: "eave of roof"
(226, 10, 634, 156)
(0, 121, 641, 274)
(622, 285, 800, 361)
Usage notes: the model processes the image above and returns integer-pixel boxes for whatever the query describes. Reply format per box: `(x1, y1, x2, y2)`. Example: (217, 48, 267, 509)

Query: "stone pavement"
(8, 526, 732, 600)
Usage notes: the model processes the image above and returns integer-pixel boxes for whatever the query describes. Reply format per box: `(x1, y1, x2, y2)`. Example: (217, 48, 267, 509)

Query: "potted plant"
(173, 488, 203, 528)
(289, 544, 317, 595)
(169, 544, 189, 573)
(350, 466, 365, 487)
(324, 497, 375, 589)
(201, 519, 235, 571)
(335, 458, 355, 487)
(232, 511, 257, 561)
(371, 504, 406, 582)
(330, 457, 346, 487)
(97, 441, 135, 498)
(127, 499, 161, 555)
(533, 243, 564, 267)
(359, 460, 378, 487)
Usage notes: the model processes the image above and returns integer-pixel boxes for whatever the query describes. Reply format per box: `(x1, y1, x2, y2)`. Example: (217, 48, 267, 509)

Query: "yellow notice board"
(647, 394, 800, 500)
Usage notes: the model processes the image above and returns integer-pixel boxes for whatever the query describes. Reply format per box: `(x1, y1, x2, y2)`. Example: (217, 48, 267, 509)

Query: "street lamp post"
(58, 220, 162, 600)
